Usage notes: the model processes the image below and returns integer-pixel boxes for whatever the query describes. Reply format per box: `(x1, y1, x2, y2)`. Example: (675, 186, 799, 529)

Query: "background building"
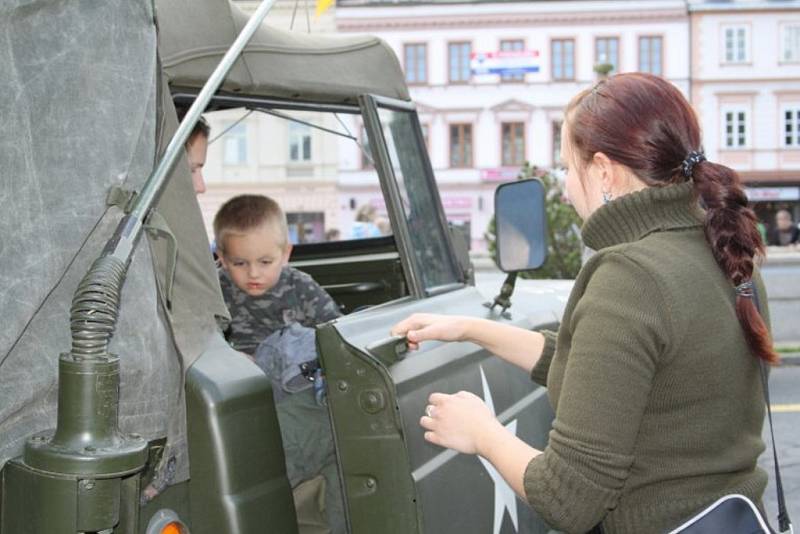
(336, 0, 690, 251)
(199, 0, 800, 249)
(689, 0, 800, 233)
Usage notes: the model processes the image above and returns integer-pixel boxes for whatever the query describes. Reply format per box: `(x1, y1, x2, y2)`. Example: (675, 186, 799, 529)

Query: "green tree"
(485, 163, 583, 279)
(593, 62, 614, 78)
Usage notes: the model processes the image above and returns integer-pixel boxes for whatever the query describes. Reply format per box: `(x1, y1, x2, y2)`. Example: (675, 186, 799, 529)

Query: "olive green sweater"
(525, 182, 768, 533)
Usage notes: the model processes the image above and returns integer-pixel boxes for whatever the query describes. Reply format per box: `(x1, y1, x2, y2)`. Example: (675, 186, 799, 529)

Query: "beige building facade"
(335, 0, 690, 251)
(200, 0, 800, 248)
(689, 0, 800, 230)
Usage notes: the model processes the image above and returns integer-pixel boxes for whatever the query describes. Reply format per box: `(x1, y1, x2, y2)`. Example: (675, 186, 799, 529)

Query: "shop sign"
(480, 168, 521, 182)
(471, 50, 540, 76)
(441, 196, 473, 210)
(744, 187, 800, 202)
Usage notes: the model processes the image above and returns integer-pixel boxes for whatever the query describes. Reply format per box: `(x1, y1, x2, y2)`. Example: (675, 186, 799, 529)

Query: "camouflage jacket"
(219, 266, 341, 355)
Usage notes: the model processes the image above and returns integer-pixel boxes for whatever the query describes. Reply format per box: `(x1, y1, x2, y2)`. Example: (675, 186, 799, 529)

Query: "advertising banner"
(471, 50, 540, 76)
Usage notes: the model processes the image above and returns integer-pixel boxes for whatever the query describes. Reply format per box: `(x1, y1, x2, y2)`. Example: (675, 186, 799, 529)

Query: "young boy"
(214, 194, 340, 356)
(213, 194, 345, 534)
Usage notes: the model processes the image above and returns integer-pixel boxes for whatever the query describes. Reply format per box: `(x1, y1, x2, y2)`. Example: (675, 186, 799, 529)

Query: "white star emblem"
(478, 366, 520, 534)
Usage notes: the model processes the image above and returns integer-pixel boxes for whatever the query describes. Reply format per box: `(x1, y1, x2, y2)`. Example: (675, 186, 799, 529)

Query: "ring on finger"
(425, 405, 434, 418)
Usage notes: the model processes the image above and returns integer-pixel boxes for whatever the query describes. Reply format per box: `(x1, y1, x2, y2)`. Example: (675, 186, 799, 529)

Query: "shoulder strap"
(753, 285, 793, 534)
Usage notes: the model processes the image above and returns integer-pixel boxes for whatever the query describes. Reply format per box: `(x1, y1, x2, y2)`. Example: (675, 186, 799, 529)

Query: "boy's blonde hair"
(213, 194, 289, 253)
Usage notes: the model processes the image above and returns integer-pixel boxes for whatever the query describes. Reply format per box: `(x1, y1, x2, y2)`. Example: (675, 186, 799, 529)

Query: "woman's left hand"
(420, 391, 502, 455)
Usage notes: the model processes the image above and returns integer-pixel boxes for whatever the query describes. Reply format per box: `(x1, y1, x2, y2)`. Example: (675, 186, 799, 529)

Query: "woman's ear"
(592, 152, 615, 194)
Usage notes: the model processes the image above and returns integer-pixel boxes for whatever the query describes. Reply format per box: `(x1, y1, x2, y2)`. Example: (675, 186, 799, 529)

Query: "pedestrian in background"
(392, 72, 777, 533)
(350, 204, 383, 239)
(767, 209, 799, 247)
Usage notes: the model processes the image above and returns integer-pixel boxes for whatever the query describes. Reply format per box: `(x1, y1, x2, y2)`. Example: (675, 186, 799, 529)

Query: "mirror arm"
(484, 272, 518, 319)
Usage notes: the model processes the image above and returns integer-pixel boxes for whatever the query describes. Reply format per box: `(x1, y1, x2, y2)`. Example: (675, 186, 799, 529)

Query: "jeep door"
(318, 96, 559, 534)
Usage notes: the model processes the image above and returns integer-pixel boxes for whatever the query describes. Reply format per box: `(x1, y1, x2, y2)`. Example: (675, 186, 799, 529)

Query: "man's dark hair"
(176, 107, 210, 143)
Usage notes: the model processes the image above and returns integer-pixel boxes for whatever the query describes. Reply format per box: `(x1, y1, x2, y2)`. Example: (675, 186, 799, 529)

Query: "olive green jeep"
(0, 1, 567, 532)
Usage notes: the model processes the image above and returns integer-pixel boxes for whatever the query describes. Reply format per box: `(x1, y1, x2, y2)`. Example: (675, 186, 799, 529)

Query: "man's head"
(186, 117, 210, 194)
(776, 209, 793, 231)
(214, 195, 292, 297)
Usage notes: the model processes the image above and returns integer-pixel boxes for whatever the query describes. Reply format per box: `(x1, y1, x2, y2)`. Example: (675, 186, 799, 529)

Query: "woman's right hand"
(390, 313, 475, 350)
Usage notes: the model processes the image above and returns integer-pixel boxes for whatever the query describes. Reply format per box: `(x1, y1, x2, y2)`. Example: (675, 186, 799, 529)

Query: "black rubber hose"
(69, 255, 126, 359)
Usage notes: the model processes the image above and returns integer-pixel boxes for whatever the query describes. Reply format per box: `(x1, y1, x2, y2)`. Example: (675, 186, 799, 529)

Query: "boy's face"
(219, 223, 292, 297)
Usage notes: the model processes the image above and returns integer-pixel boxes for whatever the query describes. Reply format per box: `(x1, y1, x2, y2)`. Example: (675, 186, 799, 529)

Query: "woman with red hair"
(392, 73, 776, 533)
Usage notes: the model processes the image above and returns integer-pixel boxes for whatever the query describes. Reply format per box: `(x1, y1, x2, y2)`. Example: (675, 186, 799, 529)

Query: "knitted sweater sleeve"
(530, 330, 557, 386)
(523, 252, 671, 533)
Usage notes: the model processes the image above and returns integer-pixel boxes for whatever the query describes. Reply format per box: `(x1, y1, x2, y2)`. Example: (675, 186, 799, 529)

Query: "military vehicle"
(0, 0, 568, 532)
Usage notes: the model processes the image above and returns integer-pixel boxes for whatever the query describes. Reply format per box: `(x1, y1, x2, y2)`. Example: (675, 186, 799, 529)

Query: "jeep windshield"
(178, 93, 466, 312)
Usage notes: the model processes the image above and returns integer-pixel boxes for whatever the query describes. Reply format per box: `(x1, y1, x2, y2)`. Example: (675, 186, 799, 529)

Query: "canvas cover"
(156, 0, 410, 104)
(0, 0, 228, 484)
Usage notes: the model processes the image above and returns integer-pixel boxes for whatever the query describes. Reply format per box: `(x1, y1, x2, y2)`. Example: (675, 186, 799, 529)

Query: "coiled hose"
(69, 255, 127, 360)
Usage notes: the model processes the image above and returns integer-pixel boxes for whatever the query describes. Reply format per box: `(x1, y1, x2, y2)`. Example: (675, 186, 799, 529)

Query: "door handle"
(365, 335, 409, 366)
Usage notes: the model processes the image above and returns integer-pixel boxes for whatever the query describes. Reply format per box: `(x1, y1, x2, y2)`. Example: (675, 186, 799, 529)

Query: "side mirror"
(494, 179, 548, 272)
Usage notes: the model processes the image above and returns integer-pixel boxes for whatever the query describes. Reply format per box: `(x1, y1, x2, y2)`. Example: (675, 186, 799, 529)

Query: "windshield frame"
(359, 94, 465, 297)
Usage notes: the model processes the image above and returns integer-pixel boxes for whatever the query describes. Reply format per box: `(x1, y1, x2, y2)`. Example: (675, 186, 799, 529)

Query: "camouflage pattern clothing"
(219, 266, 341, 355)
(220, 266, 345, 533)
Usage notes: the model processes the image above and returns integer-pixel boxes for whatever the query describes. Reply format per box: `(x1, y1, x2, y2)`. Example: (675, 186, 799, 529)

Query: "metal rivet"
(337, 380, 348, 392)
(359, 390, 385, 414)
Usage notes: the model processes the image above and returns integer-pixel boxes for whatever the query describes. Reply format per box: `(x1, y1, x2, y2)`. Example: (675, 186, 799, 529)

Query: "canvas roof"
(156, 0, 410, 104)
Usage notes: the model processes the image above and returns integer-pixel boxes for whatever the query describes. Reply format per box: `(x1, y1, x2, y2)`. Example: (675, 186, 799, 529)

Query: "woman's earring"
(602, 190, 612, 204)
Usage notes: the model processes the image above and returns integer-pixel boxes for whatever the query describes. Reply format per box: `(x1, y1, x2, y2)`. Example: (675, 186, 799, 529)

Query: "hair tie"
(735, 280, 754, 298)
(681, 150, 706, 178)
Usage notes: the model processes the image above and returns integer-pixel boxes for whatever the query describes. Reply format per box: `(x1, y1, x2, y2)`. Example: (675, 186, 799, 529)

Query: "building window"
(288, 122, 312, 163)
(595, 37, 619, 75)
(783, 107, 800, 147)
(449, 42, 472, 83)
(639, 36, 663, 75)
(404, 43, 427, 84)
(723, 109, 748, 148)
(552, 120, 563, 166)
(500, 39, 525, 81)
(501, 122, 525, 166)
(782, 23, 800, 62)
(551, 39, 575, 81)
(223, 122, 247, 165)
(723, 26, 748, 63)
(449, 123, 472, 167)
